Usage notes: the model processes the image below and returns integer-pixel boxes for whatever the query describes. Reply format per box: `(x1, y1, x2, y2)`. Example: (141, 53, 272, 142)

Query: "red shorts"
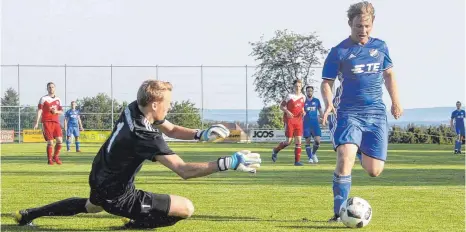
(42, 121, 63, 141)
(284, 119, 303, 137)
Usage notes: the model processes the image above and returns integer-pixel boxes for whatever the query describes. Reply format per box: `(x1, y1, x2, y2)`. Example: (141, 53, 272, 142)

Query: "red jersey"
(282, 93, 306, 121)
(38, 95, 62, 123)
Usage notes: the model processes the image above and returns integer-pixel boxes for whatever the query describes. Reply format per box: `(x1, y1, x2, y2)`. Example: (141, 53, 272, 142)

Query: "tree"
(166, 100, 202, 129)
(20, 106, 37, 129)
(1, 87, 20, 130)
(77, 93, 126, 130)
(1, 87, 19, 106)
(250, 30, 328, 104)
(257, 105, 284, 129)
(388, 125, 403, 143)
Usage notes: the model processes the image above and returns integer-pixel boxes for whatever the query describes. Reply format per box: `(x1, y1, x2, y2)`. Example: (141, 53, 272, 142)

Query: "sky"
(1, 0, 465, 110)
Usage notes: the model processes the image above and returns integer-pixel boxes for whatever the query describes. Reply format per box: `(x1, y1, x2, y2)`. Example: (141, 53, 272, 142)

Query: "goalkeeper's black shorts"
(89, 188, 171, 220)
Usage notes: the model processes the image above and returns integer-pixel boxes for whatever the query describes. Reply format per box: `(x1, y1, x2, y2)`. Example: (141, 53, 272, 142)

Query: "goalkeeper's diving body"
(14, 80, 261, 229)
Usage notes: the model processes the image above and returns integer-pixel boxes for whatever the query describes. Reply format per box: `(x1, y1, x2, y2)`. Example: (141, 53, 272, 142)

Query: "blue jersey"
(304, 97, 321, 124)
(65, 109, 80, 127)
(322, 37, 393, 114)
(451, 109, 465, 128)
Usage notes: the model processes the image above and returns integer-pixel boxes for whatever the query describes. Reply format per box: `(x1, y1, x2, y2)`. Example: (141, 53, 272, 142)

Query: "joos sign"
(250, 130, 285, 142)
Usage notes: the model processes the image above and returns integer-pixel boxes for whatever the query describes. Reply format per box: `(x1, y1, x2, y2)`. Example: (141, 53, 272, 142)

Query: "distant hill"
(387, 107, 455, 123)
(202, 107, 459, 127)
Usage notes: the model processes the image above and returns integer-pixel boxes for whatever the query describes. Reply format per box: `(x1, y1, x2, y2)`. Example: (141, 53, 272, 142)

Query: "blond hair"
(293, 79, 303, 85)
(137, 80, 173, 107)
(347, 1, 375, 23)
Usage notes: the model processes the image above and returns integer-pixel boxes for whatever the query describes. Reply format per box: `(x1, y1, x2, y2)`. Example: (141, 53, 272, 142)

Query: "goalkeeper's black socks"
(24, 197, 88, 221)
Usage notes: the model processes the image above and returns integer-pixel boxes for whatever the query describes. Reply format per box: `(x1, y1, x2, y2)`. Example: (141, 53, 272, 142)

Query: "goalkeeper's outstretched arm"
(156, 154, 219, 180)
(157, 120, 230, 142)
(155, 150, 261, 180)
(156, 120, 198, 140)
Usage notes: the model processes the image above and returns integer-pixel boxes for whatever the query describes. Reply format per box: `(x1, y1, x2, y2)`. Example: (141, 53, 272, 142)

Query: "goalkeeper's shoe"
(121, 218, 153, 229)
(294, 162, 303, 166)
(271, 149, 278, 163)
(327, 214, 341, 223)
(13, 210, 34, 226)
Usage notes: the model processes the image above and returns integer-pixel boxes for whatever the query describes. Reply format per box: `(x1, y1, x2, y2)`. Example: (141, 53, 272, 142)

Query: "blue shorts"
(67, 126, 80, 137)
(303, 122, 322, 138)
(455, 126, 465, 137)
(329, 113, 388, 161)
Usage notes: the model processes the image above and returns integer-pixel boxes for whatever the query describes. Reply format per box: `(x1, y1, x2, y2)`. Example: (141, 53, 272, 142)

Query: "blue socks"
(66, 140, 71, 151)
(333, 173, 351, 215)
(305, 145, 313, 159)
(76, 141, 81, 151)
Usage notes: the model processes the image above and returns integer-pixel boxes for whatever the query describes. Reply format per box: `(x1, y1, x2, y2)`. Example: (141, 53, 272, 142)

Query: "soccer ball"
(339, 197, 372, 228)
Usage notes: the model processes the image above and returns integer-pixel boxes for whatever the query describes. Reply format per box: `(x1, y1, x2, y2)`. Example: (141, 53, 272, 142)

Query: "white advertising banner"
(249, 129, 332, 142)
(249, 129, 286, 142)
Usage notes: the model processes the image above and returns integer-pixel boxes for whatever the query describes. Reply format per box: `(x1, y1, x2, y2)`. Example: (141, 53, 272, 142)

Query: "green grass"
(1, 143, 465, 231)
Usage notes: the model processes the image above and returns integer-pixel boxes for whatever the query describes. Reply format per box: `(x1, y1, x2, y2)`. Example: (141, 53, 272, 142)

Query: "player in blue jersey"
(450, 101, 465, 154)
(64, 101, 84, 152)
(303, 86, 323, 164)
(320, 1, 403, 222)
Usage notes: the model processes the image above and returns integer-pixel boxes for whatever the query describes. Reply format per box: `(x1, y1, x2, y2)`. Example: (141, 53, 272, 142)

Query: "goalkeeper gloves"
(195, 124, 230, 142)
(217, 150, 262, 173)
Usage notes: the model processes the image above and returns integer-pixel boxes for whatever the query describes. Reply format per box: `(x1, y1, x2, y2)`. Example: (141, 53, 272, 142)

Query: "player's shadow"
(0, 224, 110, 231)
(0, 213, 117, 231)
(190, 214, 261, 222)
(277, 225, 343, 230)
(191, 214, 325, 223)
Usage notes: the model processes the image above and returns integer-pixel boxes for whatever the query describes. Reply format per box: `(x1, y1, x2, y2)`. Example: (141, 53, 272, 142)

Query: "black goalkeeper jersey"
(89, 101, 174, 198)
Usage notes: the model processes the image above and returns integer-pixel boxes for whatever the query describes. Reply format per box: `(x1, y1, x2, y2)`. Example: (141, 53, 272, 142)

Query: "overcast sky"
(1, 0, 465, 110)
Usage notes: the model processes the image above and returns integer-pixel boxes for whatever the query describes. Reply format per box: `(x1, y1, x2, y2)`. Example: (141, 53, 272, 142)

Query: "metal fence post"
(245, 65, 249, 142)
(156, 65, 159, 80)
(64, 64, 67, 106)
(200, 65, 204, 130)
(110, 64, 114, 129)
(17, 64, 21, 143)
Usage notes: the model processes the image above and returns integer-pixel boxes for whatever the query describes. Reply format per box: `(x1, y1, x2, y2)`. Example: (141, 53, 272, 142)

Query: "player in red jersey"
(33, 82, 64, 165)
(272, 79, 306, 166)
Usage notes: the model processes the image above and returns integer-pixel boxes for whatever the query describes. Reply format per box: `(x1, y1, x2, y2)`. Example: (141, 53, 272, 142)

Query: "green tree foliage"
(257, 105, 284, 129)
(389, 124, 456, 144)
(250, 30, 328, 104)
(1, 88, 20, 129)
(0, 88, 37, 130)
(77, 93, 126, 130)
(166, 100, 202, 129)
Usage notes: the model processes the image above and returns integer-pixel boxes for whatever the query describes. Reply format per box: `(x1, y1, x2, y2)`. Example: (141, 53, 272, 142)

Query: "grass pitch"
(1, 142, 464, 231)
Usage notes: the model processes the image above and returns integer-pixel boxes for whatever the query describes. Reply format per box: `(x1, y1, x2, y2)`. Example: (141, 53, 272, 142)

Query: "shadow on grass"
(277, 225, 343, 230)
(1, 213, 119, 231)
(1, 213, 118, 219)
(0, 224, 110, 232)
(0, 213, 334, 231)
(191, 215, 337, 224)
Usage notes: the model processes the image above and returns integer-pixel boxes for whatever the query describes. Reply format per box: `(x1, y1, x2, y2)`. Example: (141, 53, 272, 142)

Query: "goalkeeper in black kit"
(14, 80, 262, 229)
